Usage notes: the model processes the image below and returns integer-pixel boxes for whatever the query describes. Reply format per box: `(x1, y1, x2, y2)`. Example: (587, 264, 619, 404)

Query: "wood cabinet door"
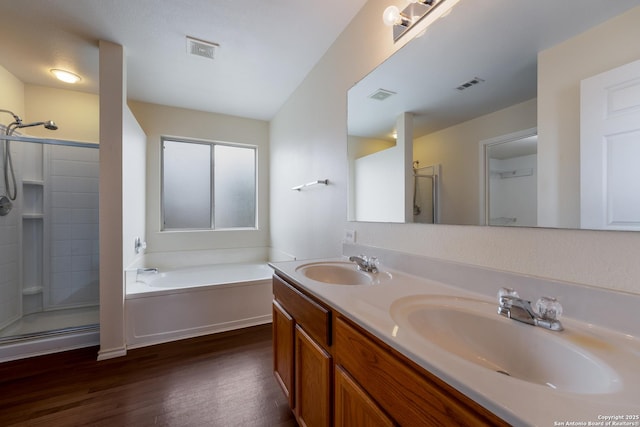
(295, 325, 332, 427)
(273, 301, 295, 408)
(335, 365, 395, 427)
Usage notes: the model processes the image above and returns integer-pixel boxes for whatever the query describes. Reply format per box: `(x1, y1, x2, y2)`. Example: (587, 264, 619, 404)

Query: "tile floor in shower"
(0, 306, 99, 339)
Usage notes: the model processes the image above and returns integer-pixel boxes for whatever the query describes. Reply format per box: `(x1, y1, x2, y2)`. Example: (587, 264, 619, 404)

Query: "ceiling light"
(50, 69, 81, 84)
(383, 0, 460, 42)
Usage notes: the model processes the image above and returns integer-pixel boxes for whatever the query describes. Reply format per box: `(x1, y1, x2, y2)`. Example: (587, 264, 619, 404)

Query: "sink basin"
(390, 295, 622, 394)
(295, 261, 390, 285)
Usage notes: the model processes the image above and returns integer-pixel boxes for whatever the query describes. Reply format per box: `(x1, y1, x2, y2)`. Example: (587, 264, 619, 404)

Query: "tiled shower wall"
(0, 180, 19, 329)
(48, 145, 99, 309)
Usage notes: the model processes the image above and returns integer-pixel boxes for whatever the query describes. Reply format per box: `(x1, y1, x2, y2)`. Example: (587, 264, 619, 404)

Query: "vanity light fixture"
(383, 0, 460, 42)
(50, 69, 81, 84)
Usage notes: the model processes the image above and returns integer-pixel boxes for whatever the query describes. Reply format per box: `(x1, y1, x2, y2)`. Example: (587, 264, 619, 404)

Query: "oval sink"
(295, 262, 390, 285)
(390, 295, 622, 394)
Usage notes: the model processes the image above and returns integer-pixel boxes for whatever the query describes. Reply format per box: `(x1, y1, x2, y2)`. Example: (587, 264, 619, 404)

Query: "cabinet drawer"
(273, 274, 331, 347)
(335, 317, 508, 427)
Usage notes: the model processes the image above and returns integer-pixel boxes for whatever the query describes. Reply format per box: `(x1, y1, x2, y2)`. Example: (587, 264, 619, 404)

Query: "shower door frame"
(0, 133, 99, 341)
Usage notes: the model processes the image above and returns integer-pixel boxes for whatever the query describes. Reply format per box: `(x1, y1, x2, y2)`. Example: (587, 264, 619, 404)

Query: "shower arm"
(1, 108, 58, 203)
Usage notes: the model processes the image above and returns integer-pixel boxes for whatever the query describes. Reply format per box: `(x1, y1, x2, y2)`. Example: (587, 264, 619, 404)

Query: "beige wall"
(414, 98, 537, 225)
(24, 85, 99, 142)
(538, 5, 640, 228)
(129, 101, 270, 254)
(270, 1, 640, 295)
(0, 65, 25, 120)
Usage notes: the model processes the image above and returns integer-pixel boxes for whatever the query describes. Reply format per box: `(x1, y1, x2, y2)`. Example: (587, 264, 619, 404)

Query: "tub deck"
(125, 262, 274, 348)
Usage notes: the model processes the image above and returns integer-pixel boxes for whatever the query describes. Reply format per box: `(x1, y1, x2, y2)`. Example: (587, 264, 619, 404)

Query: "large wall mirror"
(348, 0, 640, 230)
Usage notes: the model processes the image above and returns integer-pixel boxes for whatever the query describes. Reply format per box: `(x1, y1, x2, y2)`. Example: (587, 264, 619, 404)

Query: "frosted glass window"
(161, 138, 257, 230)
(214, 145, 256, 228)
(162, 140, 211, 229)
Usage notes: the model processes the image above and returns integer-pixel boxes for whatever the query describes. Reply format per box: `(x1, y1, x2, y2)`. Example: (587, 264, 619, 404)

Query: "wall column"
(98, 40, 126, 360)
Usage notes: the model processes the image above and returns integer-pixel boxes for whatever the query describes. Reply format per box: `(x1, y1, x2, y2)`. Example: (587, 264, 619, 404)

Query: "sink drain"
(496, 370, 511, 376)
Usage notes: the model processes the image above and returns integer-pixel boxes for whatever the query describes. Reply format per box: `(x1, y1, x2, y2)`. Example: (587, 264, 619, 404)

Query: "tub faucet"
(136, 268, 159, 282)
(497, 288, 563, 331)
(348, 255, 379, 273)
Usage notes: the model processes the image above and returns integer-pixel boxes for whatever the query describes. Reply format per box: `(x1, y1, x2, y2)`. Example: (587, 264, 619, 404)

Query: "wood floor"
(0, 324, 298, 427)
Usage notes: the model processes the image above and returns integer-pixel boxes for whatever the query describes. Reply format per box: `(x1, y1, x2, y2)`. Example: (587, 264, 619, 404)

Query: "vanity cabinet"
(295, 325, 332, 427)
(272, 273, 507, 427)
(272, 274, 332, 427)
(334, 316, 508, 427)
(272, 300, 294, 407)
(334, 365, 394, 427)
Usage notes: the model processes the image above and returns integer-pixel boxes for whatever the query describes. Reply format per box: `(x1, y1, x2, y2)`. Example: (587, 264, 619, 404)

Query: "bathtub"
(125, 262, 274, 348)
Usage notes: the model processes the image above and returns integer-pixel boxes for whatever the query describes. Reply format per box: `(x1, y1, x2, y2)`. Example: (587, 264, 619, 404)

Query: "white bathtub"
(125, 262, 274, 348)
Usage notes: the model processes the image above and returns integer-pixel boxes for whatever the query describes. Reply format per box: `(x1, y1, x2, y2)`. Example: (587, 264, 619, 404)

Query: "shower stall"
(0, 110, 99, 351)
(413, 163, 439, 224)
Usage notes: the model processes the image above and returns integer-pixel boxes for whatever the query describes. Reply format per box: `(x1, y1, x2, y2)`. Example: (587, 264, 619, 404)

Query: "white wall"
(122, 107, 147, 268)
(270, 1, 640, 296)
(354, 146, 404, 222)
(128, 101, 269, 254)
(270, 0, 402, 259)
(98, 40, 126, 360)
(489, 155, 537, 227)
(538, 5, 640, 228)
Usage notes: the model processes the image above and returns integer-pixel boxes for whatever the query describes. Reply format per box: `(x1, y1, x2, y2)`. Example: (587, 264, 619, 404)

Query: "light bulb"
(382, 5, 401, 26)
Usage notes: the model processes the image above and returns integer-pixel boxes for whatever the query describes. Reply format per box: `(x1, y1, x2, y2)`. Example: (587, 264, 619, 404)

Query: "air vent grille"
(186, 36, 219, 60)
(369, 88, 397, 101)
(456, 77, 485, 91)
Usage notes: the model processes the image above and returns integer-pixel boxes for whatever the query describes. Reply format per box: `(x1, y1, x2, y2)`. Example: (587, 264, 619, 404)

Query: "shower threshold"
(0, 306, 99, 343)
(0, 324, 99, 345)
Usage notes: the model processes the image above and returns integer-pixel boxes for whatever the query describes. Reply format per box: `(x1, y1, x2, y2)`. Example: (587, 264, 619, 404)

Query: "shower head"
(2, 109, 58, 133)
(15, 120, 58, 131)
(44, 120, 58, 131)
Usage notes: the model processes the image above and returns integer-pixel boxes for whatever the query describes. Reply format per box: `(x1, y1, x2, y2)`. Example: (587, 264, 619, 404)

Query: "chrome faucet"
(348, 255, 379, 273)
(497, 288, 563, 331)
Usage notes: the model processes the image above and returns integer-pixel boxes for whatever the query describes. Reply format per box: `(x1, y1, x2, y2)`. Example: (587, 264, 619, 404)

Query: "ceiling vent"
(456, 77, 485, 91)
(368, 88, 397, 101)
(186, 36, 219, 60)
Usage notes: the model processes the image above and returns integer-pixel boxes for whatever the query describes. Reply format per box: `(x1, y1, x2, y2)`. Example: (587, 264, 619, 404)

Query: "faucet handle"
(536, 296, 563, 321)
(497, 287, 519, 303)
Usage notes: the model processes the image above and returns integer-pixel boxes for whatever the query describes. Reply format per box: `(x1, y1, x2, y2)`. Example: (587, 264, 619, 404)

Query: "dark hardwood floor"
(0, 324, 298, 427)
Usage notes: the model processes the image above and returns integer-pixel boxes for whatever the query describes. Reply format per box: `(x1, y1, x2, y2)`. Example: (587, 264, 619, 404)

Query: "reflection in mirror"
(484, 131, 537, 227)
(347, 0, 640, 229)
(413, 161, 439, 224)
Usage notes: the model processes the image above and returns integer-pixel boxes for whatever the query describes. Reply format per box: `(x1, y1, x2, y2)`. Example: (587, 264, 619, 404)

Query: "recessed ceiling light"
(50, 69, 81, 84)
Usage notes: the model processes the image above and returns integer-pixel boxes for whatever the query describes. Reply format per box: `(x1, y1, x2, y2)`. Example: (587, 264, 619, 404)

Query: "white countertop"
(270, 257, 640, 427)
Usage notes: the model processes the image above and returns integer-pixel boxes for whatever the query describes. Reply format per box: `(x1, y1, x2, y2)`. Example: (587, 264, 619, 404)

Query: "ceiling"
(0, 0, 368, 121)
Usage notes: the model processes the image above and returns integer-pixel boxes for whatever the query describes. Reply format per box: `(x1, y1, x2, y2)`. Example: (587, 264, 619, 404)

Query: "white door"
(581, 59, 640, 230)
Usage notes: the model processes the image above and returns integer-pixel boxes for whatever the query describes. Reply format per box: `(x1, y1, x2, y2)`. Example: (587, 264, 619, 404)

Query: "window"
(161, 137, 257, 230)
